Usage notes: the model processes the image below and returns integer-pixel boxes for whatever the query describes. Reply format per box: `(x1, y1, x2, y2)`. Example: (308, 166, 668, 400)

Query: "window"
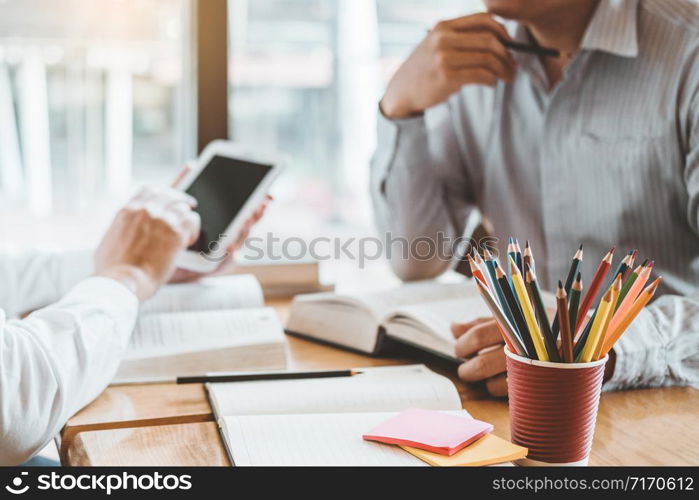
(0, 0, 192, 245)
(229, 0, 484, 243)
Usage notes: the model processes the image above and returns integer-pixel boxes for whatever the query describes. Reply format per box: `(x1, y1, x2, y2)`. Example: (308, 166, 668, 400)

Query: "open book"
(114, 274, 287, 382)
(208, 364, 465, 466)
(286, 280, 492, 361)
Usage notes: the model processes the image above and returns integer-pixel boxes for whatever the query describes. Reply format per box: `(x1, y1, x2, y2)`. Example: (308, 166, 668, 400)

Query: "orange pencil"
(600, 277, 662, 357)
(606, 261, 654, 337)
(467, 253, 488, 287)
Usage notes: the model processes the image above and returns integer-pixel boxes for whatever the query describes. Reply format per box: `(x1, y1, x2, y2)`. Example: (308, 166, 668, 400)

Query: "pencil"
(525, 264, 560, 361)
(600, 277, 662, 357)
(578, 288, 614, 363)
(523, 240, 534, 271)
(510, 257, 548, 361)
(484, 249, 515, 325)
(617, 264, 642, 307)
(502, 39, 560, 58)
(568, 272, 583, 340)
(624, 250, 638, 279)
(514, 239, 524, 275)
(507, 237, 518, 283)
(556, 281, 574, 363)
(591, 275, 622, 361)
(575, 247, 615, 335)
(606, 261, 654, 342)
(177, 369, 361, 384)
(467, 253, 488, 287)
(474, 250, 493, 290)
(495, 261, 537, 358)
(475, 278, 526, 356)
(552, 244, 583, 340)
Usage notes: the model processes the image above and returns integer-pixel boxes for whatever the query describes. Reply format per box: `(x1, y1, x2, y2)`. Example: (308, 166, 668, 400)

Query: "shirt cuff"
(60, 276, 139, 349)
(603, 308, 667, 391)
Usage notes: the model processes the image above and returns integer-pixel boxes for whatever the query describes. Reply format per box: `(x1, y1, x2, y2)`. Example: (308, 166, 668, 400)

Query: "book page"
(221, 412, 436, 466)
(125, 307, 283, 361)
(344, 280, 478, 317)
(208, 364, 462, 417)
(139, 274, 263, 315)
(386, 296, 491, 343)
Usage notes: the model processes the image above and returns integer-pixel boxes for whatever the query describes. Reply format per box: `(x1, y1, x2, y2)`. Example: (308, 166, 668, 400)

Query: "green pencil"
(617, 262, 644, 309)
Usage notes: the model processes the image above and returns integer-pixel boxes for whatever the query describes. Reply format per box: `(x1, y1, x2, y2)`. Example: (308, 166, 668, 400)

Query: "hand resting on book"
(451, 318, 508, 397)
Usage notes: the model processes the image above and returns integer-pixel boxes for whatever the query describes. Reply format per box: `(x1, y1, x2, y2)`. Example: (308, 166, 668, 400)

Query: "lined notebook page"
(125, 307, 283, 360)
(208, 364, 462, 417)
(222, 412, 434, 466)
(140, 274, 264, 315)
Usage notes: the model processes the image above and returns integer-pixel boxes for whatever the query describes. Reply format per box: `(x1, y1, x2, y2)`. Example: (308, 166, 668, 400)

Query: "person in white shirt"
(0, 186, 264, 466)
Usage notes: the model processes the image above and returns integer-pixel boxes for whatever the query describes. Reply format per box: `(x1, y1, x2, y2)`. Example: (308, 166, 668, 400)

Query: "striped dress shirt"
(371, 0, 699, 390)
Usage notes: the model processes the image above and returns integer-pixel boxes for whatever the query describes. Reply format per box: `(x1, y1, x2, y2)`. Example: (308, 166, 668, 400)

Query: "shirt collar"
(580, 0, 640, 58)
(509, 0, 639, 59)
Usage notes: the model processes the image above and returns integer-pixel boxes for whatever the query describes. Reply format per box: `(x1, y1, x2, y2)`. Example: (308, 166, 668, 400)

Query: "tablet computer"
(176, 140, 283, 272)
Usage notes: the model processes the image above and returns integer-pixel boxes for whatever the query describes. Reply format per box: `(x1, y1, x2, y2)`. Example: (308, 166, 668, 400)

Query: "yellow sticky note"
(402, 434, 527, 466)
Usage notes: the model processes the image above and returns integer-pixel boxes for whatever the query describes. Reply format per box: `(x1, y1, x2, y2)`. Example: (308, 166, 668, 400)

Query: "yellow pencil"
(579, 288, 614, 363)
(600, 277, 661, 357)
(508, 256, 548, 361)
(591, 275, 622, 361)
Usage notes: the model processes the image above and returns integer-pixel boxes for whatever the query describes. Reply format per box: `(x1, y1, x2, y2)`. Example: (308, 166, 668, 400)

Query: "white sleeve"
(0, 277, 138, 465)
(0, 248, 95, 318)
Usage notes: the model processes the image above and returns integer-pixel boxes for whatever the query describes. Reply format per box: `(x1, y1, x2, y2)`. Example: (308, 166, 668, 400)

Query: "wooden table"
(60, 299, 699, 466)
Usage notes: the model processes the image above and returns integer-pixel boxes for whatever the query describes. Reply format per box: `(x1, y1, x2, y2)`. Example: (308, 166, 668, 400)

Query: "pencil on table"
(578, 287, 614, 363)
(599, 277, 661, 358)
(590, 275, 622, 361)
(509, 257, 549, 361)
(556, 281, 574, 363)
(525, 264, 560, 361)
(575, 247, 615, 336)
(495, 261, 537, 359)
(475, 278, 526, 356)
(551, 245, 583, 340)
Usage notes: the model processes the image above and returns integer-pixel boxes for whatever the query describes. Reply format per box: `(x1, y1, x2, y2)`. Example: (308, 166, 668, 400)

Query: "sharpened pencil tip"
(558, 280, 563, 289)
(579, 244, 583, 250)
(648, 260, 655, 268)
(576, 271, 582, 281)
(509, 236, 514, 244)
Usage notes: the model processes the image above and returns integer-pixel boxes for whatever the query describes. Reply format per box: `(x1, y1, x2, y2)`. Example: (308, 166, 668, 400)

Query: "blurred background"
(0, 0, 483, 250)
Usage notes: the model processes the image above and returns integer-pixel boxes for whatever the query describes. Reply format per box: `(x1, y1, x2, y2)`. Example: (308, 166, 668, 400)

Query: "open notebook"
(208, 364, 465, 466)
(286, 280, 492, 361)
(114, 275, 286, 382)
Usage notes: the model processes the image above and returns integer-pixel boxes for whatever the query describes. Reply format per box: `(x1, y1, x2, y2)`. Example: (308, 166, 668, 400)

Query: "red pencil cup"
(505, 347, 607, 466)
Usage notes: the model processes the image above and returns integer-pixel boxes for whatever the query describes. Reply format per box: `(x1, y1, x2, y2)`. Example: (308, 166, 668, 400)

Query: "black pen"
(177, 369, 362, 384)
(502, 39, 560, 58)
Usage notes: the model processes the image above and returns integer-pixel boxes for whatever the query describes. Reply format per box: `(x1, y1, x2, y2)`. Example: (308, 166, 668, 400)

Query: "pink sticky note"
(363, 408, 493, 456)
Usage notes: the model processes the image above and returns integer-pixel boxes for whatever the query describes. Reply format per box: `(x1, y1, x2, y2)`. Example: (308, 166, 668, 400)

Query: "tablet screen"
(185, 154, 272, 254)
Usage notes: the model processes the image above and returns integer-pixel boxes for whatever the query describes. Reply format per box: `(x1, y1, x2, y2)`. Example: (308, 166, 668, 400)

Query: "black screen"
(185, 155, 272, 253)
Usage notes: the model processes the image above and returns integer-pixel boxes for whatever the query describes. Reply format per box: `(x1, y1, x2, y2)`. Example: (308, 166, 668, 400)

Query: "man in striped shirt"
(372, 0, 699, 395)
